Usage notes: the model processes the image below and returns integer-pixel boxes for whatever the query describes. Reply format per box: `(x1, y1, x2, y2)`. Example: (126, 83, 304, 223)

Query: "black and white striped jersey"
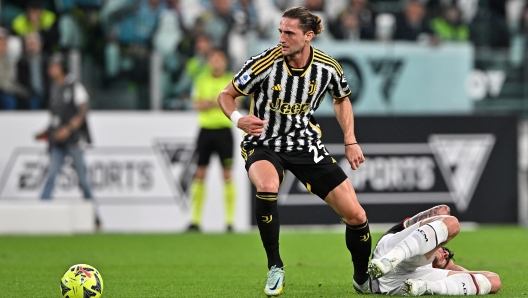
(232, 45, 351, 152)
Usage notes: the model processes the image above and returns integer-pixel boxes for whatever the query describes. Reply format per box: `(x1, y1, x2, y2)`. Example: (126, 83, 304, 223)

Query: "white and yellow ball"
(60, 264, 104, 298)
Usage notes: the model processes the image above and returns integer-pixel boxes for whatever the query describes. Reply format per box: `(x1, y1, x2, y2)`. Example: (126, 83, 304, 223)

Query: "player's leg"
(245, 147, 285, 296)
(41, 146, 67, 199)
(249, 160, 283, 269)
(68, 146, 93, 199)
(189, 129, 213, 231)
(189, 165, 207, 231)
(404, 205, 451, 228)
(404, 271, 501, 296)
(218, 128, 236, 231)
(222, 165, 235, 231)
(324, 178, 371, 291)
(369, 216, 459, 279)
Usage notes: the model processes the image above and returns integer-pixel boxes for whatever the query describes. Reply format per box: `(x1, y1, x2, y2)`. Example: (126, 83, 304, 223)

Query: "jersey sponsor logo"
(271, 84, 282, 91)
(308, 80, 317, 95)
(276, 134, 495, 213)
(269, 98, 310, 115)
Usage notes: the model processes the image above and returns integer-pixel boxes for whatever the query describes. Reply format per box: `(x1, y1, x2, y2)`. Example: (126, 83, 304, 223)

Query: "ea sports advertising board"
(251, 116, 518, 225)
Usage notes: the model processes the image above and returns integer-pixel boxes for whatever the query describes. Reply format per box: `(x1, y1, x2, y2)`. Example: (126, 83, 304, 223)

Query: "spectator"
(232, 0, 260, 35)
(0, 27, 29, 110)
(393, 0, 437, 44)
(333, 0, 376, 40)
(16, 32, 49, 110)
(330, 10, 371, 41)
(11, 0, 59, 54)
(185, 34, 213, 85)
(188, 49, 237, 232)
(108, 0, 166, 108)
(229, 0, 262, 70)
(430, 5, 469, 42)
(38, 53, 93, 201)
(196, 0, 235, 54)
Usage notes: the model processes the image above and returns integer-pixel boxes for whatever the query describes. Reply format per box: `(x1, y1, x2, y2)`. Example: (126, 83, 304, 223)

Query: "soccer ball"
(60, 264, 104, 298)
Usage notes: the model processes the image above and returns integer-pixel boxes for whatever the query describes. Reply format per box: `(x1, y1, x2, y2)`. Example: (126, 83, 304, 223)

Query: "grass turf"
(0, 226, 527, 297)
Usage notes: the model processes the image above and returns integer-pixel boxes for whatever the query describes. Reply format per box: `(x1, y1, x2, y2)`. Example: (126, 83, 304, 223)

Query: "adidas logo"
(271, 84, 282, 91)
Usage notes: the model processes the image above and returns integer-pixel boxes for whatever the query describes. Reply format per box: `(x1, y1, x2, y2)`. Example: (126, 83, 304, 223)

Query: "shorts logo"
(241, 148, 254, 161)
(308, 80, 316, 95)
(269, 98, 310, 115)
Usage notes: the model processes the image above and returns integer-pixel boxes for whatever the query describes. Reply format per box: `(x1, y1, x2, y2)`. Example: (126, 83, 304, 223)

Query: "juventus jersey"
(232, 45, 351, 152)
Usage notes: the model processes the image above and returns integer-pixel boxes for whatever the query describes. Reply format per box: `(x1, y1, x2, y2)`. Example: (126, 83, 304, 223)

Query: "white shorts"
(372, 223, 450, 295)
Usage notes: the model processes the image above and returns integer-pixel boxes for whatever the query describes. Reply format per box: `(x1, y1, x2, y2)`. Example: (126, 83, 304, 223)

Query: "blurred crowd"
(1, 0, 527, 110)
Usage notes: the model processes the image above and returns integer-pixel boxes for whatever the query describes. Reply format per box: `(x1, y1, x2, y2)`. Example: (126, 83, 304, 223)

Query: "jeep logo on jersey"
(269, 98, 310, 115)
(277, 134, 495, 213)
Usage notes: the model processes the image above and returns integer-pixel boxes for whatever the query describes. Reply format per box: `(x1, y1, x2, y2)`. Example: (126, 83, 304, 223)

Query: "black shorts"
(196, 127, 234, 167)
(242, 144, 348, 199)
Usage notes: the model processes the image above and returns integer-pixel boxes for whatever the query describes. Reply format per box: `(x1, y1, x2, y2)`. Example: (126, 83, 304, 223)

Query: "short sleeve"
(73, 82, 89, 106)
(232, 45, 281, 96)
(328, 64, 351, 99)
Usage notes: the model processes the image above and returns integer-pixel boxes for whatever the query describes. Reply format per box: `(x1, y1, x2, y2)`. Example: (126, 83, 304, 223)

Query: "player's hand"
(345, 143, 365, 170)
(54, 126, 71, 142)
(238, 115, 269, 136)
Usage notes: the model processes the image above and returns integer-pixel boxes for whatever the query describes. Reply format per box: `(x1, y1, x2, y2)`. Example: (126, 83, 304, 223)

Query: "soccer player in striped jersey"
(217, 6, 371, 296)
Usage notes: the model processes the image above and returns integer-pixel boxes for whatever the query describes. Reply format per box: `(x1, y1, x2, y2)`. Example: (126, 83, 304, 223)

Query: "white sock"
(426, 273, 492, 295)
(383, 220, 448, 264)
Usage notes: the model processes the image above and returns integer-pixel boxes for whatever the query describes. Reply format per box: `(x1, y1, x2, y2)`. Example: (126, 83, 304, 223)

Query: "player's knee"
(435, 204, 451, 215)
(342, 208, 367, 225)
(254, 181, 280, 193)
(486, 272, 502, 293)
(442, 216, 460, 238)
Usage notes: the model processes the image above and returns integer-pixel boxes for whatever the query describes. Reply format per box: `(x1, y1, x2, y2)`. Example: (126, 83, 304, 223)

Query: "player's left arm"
(334, 97, 364, 170)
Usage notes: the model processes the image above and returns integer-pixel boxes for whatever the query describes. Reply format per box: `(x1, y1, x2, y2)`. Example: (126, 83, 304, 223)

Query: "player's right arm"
(443, 261, 468, 272)
(217, 83, 268, 137)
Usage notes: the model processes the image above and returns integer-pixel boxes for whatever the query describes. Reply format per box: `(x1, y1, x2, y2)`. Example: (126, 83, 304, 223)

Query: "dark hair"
(27, 0, 44, 9)
(442, 247, 455, 265)
(282, 6, 323, 35)
(49, 52, 68, 72)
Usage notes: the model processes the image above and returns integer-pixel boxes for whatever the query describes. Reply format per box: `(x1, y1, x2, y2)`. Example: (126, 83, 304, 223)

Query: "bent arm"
(217, 82, 268, 136)
(444, 260, 468, 272)
(217, 82, 244, 124)
(67, 103, 88, 131)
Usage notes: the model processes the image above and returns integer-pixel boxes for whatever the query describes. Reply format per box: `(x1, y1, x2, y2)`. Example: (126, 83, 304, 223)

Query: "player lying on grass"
(366, 205, 501, 296)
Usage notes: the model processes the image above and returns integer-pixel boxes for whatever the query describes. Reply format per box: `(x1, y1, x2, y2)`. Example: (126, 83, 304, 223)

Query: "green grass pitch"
(0, 226, 527, 297)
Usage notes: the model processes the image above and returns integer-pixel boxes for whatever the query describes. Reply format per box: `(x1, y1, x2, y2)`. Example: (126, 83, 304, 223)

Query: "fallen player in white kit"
(367, 205, 502, 296)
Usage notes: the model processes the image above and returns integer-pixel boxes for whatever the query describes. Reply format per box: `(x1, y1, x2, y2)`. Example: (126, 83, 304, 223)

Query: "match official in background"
(188, 49, 238, 232)
(37, 53, 93, 201)
(217, 6, 371, 296)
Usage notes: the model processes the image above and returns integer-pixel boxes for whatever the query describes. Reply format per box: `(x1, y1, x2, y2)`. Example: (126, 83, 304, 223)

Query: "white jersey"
(372, 223, 450, 295)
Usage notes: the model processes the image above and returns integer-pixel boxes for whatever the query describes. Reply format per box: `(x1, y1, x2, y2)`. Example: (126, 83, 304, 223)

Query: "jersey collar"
(283, 46, 314, 77)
